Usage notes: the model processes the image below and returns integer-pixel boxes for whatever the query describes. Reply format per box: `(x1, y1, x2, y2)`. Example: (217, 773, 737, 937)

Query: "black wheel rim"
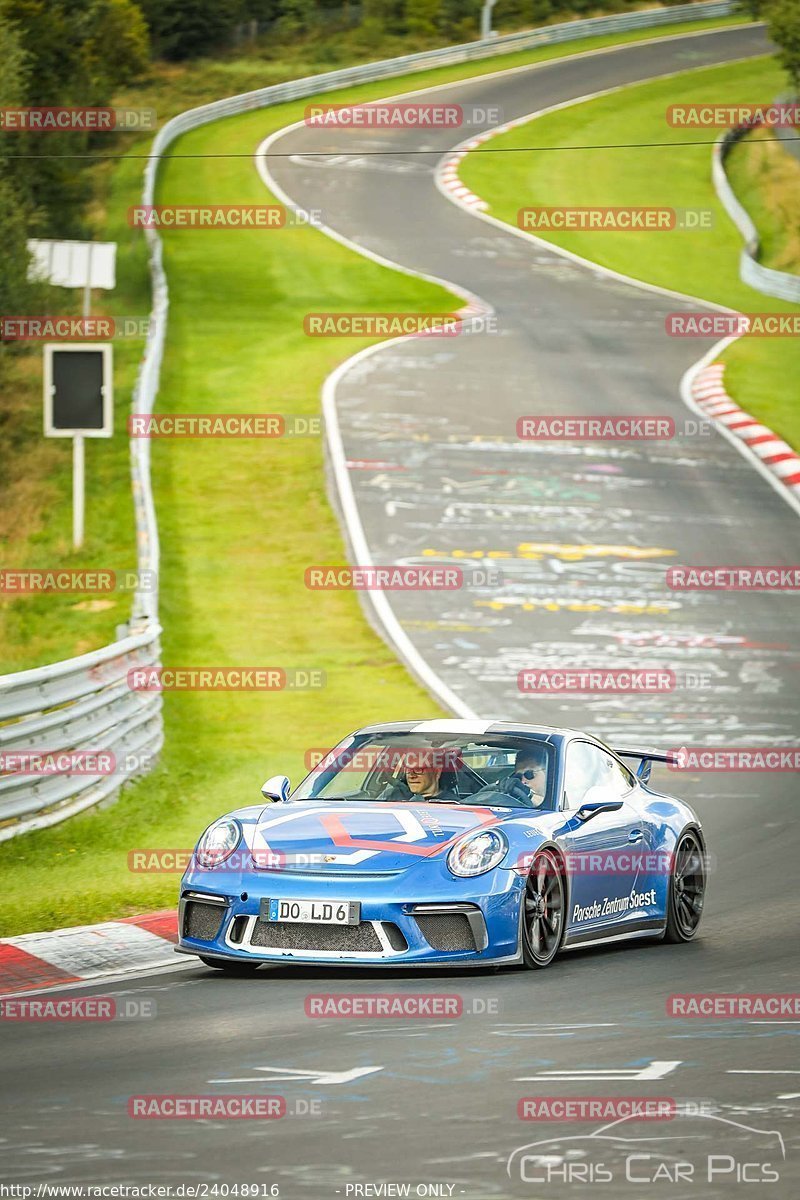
(673, 832, 705, 937)
(524, 850, 563, 963)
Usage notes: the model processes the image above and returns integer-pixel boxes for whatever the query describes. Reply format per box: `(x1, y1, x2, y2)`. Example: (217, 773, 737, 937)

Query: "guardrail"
(0, 629, 162, 841)
(0, 0, 738, 840)
(142, 0, 737, 199)
(714, 119, 800, 304)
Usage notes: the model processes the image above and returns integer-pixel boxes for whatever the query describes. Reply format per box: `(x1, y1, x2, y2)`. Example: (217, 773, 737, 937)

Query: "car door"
(560, 741, 652, 937)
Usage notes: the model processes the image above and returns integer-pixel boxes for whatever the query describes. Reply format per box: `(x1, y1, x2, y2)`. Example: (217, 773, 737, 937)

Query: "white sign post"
(32, 239, 117, 550)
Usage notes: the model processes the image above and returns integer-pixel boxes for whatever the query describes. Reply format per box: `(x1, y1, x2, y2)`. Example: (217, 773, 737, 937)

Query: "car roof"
(353, 719, 586, 744)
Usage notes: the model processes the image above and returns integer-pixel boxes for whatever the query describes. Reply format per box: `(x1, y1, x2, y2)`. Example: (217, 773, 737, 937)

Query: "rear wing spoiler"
(614, 747, 677, 784)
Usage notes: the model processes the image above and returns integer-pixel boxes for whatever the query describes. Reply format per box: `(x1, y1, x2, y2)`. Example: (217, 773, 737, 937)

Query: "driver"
(476, 746, 549, 808)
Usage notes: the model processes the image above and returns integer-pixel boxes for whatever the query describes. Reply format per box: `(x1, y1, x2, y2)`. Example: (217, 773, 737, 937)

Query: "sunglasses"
(519, 767, 545, 781)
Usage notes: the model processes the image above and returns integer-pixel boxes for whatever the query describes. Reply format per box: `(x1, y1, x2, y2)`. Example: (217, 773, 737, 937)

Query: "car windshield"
(292, 733, 555, 810)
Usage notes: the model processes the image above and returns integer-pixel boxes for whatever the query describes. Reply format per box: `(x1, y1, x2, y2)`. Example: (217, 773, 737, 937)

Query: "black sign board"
(44, 344, 112, 437)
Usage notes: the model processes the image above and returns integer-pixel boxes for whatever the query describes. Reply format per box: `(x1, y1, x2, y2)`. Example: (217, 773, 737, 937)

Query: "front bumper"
(177, 861, 523, 967)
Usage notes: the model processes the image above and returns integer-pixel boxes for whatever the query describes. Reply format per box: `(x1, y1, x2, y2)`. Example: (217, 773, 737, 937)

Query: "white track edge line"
(432, 56, 800, 521)
(254, 26, 781, 718)
(255, 132, 483, 719)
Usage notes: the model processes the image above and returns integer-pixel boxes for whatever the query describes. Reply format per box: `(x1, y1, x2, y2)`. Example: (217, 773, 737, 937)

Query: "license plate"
(261, 898, 360, 925)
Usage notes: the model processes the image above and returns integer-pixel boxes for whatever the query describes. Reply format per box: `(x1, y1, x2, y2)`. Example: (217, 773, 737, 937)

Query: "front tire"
(664, 829, 706, 943)
(521, 848, 566, 969)
(199, 955, 261, 974)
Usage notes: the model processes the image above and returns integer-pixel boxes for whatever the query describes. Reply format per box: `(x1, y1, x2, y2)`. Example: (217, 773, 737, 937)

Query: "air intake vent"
(383, 922, 408, 952)
(229, 916, 248, 944)
(183, 900, 225, 941)
(250, 920, 382, 953)
(415, 912, 476, 952)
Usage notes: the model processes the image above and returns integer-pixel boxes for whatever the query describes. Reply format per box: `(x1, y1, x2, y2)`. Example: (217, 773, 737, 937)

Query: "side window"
(563, 742, 635, 810)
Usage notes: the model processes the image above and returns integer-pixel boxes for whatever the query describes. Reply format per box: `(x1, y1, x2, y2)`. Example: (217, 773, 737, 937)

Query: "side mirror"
(261, 774, 290, 802)
(635, 759, 653, 784)
(576, 799, 624, 822)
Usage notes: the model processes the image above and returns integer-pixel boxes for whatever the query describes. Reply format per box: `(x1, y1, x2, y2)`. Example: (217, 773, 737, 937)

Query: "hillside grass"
(459, 55, 800, 449)
(0, 13, 753, 934)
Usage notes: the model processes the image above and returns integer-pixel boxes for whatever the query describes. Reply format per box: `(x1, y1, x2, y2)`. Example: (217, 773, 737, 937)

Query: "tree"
(0, 8, 47, 330)
(138, 0, 243, 60)
(276, 0, 316, 38)
(1, 0, 80, 103)
(405, 0, 438, 40)
(766, 0, 800, 93)
(438, 0, 482, 41)
(1, 0, 151, 235)
(82, 0, 150, 100)
(359, 0, 405, 39)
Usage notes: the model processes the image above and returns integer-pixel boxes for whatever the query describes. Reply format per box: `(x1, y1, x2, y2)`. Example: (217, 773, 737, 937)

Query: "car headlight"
(195, 817, 242, 867)
(448, 829, 508, 877)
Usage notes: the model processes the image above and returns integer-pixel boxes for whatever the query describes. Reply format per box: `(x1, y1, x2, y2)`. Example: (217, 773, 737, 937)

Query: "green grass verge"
(725, 126, 800, 275)
(0, 104, 455, 934)
(0, 12, 748, 676)
(0, 15, 752, 935)
(459, 55, 800, 450)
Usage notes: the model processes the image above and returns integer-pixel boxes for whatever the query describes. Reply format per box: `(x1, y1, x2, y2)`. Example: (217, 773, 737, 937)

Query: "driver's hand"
(496, 773, 534, 804)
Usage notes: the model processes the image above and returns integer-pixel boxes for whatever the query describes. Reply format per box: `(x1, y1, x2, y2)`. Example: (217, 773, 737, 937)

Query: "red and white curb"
(438, 133, 494, 210)
(437, 115, 533, 211)
(435, 113, 800, 507)
(692, 363, 800, 495)
(0, 910, 178, 995)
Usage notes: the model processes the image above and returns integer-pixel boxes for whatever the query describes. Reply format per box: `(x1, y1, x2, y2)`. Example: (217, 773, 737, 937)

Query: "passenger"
(379, 754, 460, 803)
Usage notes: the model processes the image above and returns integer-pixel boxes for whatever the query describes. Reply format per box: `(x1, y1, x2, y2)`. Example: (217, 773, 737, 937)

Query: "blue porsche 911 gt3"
(177, 719, 707, 971)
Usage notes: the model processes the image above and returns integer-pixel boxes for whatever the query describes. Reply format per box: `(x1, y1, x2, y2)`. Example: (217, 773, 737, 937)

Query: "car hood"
(250, 799, 505, 873)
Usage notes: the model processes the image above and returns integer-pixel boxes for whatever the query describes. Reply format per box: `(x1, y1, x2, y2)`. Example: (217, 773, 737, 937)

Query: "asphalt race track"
(3, 25, 799, 1199)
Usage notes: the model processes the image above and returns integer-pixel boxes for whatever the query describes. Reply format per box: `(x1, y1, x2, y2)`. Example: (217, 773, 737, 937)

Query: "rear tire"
(199, 955, 261, 974)
(664, 829, 706, 943)
(521, 848, 566, 969)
